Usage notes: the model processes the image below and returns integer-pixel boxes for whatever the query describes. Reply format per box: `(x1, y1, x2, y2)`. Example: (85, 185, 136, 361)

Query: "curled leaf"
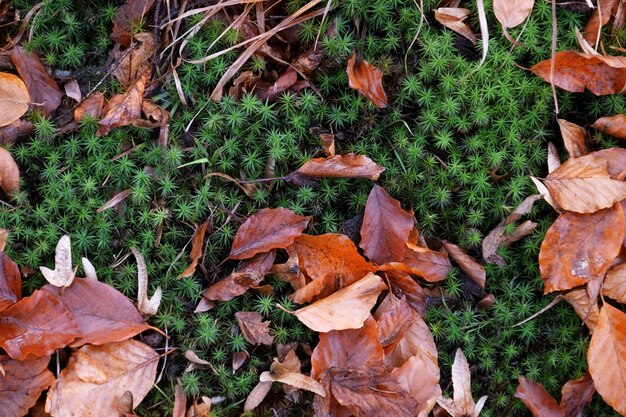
(434, 8, 477, 44)
(347, 54, 388, 108)
(437, 349, 487, 417)
(592, 114, 626, 140)
(296, 153, 385, 181)
(179, 220, 210, 279)
(235, 311, 274, 345)
(0, 147, 19, 199)
(40, 235, 74, 288)
(130, 248, 161, 316)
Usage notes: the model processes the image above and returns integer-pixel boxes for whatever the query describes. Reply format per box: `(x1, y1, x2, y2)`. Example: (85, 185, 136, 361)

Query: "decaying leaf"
(0, 119, 34, 146)
(347, 54, 388, 108)
(557, 119, 588, 158)
(40, 235, 74, 288)
(0, 290, 81, 360)
(375, 295, 413, 352)
(229, 208, 311, 260)
(64, 79, 81, 102)
(293, 273, 387, 332)
(603, 262, 626, 304)
(244, 381, 272, 412)
(539, 204, 624, 293)
(111, 0, 156, 47)
(385, 270, 426, 317)
(0, 146, 19, 199)
(74, 92, 105, 123)
(592, 114, 626, 140)
(0, 72, 30, 127)
(320, 133, 335, 157)
(0, 252, 20, 312)
(45, 340, 158, 417)
(235, 311, 274, 345)
(296, 153, 386, 181)
(437, 349, 487, 417)
(591, 147, 626, 177)
(399, 242, 452, 282)
(173, 379, 186, 417)
(434, 8, 477, 44)
(0, 355, 55, 417)
(442, 241, 486, 289)
(97, 68, 150, 136)
(131, 247, 162, 316)
(259, 349, 326, 396)
(179, 220, 211, 279)
(113, 32, 157, 87)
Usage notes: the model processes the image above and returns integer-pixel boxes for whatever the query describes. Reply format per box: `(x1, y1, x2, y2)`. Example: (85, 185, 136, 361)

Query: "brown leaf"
(113, 33, 157, 87)
(259, 349, 326, 396)
(539, 204, 624, 293)
(293, 273, 387, 332)
(244, 381, 272, 412)
(232, 351, 248, 371)
(359, 185, 414, 264)
(560, 373, 595, 417)
(588, 303, 626, 415)
(531, 51, 626, 95)
(592, 114, 626, 140)
(434, 8, 477, 44)
(45, 340, 158, 417)
(385, 308, 438, 370)
(542, 154, 626, 213)
(320, 133, 335, 157)
(557, 119, 588, 158)
(0, 355, 55, 417)
(0, 290, 81, 360)
(74, 92, 105, 123)
(515, 377, 564, 417)
(97, 188, 133, 213)
(396, 242, 452, 282)
(0, 119, 34, 145)
(173, 379, 186, 417)
(603, 262, 626, 303)
(296, 153, 385, 180)
(494, 0, 534, 29)
(384, 270, 426, 317)
(179, 220, 210, 279)
(42, 278, 151, 347)
(437, 349, 488, 417)
(375, 295, 413, 353)
(392, 355, 441, 416)
(255, 68, 299, 101)
(0, 146, 20, 199)
(0, 72, 30, 127)
(229, 208, 310, 260)
(590, 147, 626, 177)
(111, 0, 156, 47)
(10, 47, 62, 116)
(347, 54, 388, 108)
(64, 80, 81, 102)
(584, 0, 616, 46)
(235, 311, 274, 345)
(442, 241, 486, 289)
(562, 288, 600, 332)
(97, 68, 149, 136)
(0, 252, 21, 312)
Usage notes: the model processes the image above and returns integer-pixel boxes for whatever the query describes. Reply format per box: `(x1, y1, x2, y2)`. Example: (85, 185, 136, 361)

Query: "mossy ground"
(3, 0, 625, 415)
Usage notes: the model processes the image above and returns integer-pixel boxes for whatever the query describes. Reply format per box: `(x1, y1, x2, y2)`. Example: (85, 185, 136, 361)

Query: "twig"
(512, 296, 562, 327)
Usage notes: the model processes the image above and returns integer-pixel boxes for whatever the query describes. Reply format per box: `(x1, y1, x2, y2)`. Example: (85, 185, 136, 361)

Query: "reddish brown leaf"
(235, 311, 274, 345)
(531, 51, 626, 95)
(442, 241, 486, 289)
(592, 114, 626, 140)
(97, 68, 150, 136)
(296, 153, 385, 180)
(10, 47, 62, 116)
(384, 270, 426, 317)
(391, 355, 441, 416)
(255, 68, 299, 101)
(0, 72, 30, 127)
(588, 303, 626, 415)
(359, 185, 414, 265)
(229, 208, 310, 260)
(320, 133, 335, 157)
(584, 0, 617, 46)
(0, 252, 21, 312)
(539, 204, 624, 293)
(112, 33, 157, 87)
(347, 54, 388, 108)
(74, 92, 105, 123)
(0, 119, 34, 145)
(603, 262, 626, 303)
(399, 242, 452, 282)
(0, 290, 81, 360)
(111, 0, 156, 47)
(42, 278, 151, 347)
(560, 373, 595, 417)
(179, 220, 210, 279)
(434, 8, 477, 44)
(375, 295, 413, 353)
(385, 308, 438, 369)
(515, 377, 564, 417)
(173, 380, 186, 417)
(0, 146, 20, 199)
(557, 119, 588, 158)
(0, 355, 55, 417)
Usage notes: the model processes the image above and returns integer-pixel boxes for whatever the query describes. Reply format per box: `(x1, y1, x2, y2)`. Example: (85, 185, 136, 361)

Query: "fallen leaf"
(97, 68, 149, 136)
(229, 208, 310, 260)
(591, 147, 626, 177)
(173, 379, 186, 417)
(539, 203, 624, 293)
(45, 340, 158, 417)
(592, 114, 626, 140)
(584, 0, 616, 46)
(0, 290, 81, 360)
(42, 278, 152, 347)
(293, 273, 387, 332)
(97, 188, 133, 213)
(560, 373, 595, 417)
(74, 92, 105, 123)
(434, 8, 477, 44)
(179, 220, 211, 279)
(0, 72, 30, 127)
(359, 185, 414, 264)
(0, 355, 55, 417)
(0, 146, 19, 199)
(235, 311, 274, 345)
(296, 153, 386, 180)
(0, 252, 21, 312)
(557, 119, 588, 158)
(515, 377, 563, 417)
(347, 54, 388, 108)
(588, 303, 626, 415)
(137, 99, 170, 147)
(547, 142, 562, 173)
(395, 242, 452, 282)
(255, 68, 299, 101)
(0, 119, 34, 145)
(603, 262, 626, 303)
(111, 0, 156, 47)
(562, 287, 600, 332)
(320, 133, 335, 157)
(10, 46, 62, 116)
(131, 247, 162, 316)
(259, 350, 326, 396)
(531, 51, 626, 95)
(384, 270, 426, 317)
(113, 33, 157, 87)
(493, 0, 534, 40)
(39, 235, 74, 288)
(243, 381, 272, 412)
(375, 295, 413, 353)
(232, 351, 248, 371)
(64, 80, 81, 102)
(437, 349, 488, 417)
(442, 241, 486, 289)
(541, 154, 626, 213)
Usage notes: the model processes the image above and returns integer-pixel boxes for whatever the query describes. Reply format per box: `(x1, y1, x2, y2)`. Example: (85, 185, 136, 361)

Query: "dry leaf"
(542, 154, 626, 213)
(40, 235, 74, 288)
(0, 72, 30, 127)
(232, 351, 248, 371)
(603, 262, 626, 303)
(437, 349, 488, 417)
(131, 247, 162, 316)
(397, 242, 452, 282)
(113, 33, 157, 87)
(375, 295, 413, 352)
(97, 188, 133, 213)
(591, 147, 626, 177)
(0, 355, 55, 417)
(235, 311, 274, 345)
(244, 381, 272, 412)
(293, 273, 386, 332)
(229, 208, 310, 260)
(592, 114, 626, 140)
(320, 133, 335, 157)
(493, 0, 534, 36)
(347, 54, 388, 108)
(584, 0, 616, 46)
(0, 251, 21, 312)
(259, 349, 326, 396)
(64, 80, 81, 102)
(562, 287, 600, 332)
(111, 0, 156, 47)
(547, 142, 561, 173)
(515, 377, 563, 417)
(0, 146, 19, 199)
(74, 92, 105, 123)
(557, 119, 588, 158)
(434, 8, 477, 44)
(97, 68, 149, 136)
(179, 220, 210, 279)
(296, 153, 386, 180)
(560, 373, 595, 417)
(45, 340, 158, 417)
(385, 308, 438, 369)
(173, 379, 186, 417)
(385, 270, 426, 317)
(442, 241, 486, 289)
(0, 119, 34, 146)
(0, 290, 81, 360)
(10, 46, 62, 116)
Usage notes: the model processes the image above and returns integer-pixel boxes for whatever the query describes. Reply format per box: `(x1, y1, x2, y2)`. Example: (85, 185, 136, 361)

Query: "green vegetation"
(3, 0, 625, 415)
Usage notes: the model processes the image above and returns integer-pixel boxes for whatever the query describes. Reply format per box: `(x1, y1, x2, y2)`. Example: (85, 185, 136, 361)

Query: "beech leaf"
(583, 0, 616, 46)
(347, 54, 388, 108)
(515, 377, 563, 417)
(74, 92, 105, 123)
(97, 68, 149, 136)
(442, 241, 486, 289)
(437, 349, 488, 417)
(235, 311, 274, 345)
(562, 287, 600, 332)
(259, 350, 326, 396)
(560, 373, 595, 417)
(0, 146, 20, 199)
(0, 355, 55, 417)
(493, 0, 534, 29)
(603, 262, 626, 304)
(0, 252, 21, 312)
(0, 72, 30, 127)
(434, 8, 477, 44)
(592, 114, 626, 140)
(40, 235, 74, 288)
(179, 220, 211, 279)
(111, 0, 156, 47)
(395, 242, 452, 282)
(557, 119, 588, 158)
(296, 153, 385, 180)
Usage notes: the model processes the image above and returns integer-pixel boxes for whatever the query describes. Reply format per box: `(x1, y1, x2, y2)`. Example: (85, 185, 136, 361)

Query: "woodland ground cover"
(1, 0, 626, 416)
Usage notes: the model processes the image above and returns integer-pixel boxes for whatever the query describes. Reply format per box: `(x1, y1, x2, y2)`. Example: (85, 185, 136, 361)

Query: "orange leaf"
(74, 92, 104, 123)
(360, 185, 414, 264)
(0, 146, 20, 200)
(0, 252, 21, 312)
(400, 242, 452, 282)
(229, 208, 310, 260)
(179, 220, 211, 279)
(0, 290, 81, 360)
(603, 262, 626, 304)
(515, 377, 563, 417)
(42, 278, 152, 347)
(320, 133, 335, 157)
(375, 295, 413, 353)
(0, 355, 55, 417)
(539, 204, 624, 293)
(97, 68, 150, 136)
(587, 304, 626, 415)
(562, 287, 600, 332)
(296, 153, 385, 180)
(235, 311, 274, 345)
(560, 373, 595, 417)
(557, 119, 588, 158)
(442, 241, 486, 289)
(384, 270, 426, 317)
(0, 72, 30, 127)
(346, 54, 388, 108)
(434, 8, 477, 44)
(592, 114, 626, 140)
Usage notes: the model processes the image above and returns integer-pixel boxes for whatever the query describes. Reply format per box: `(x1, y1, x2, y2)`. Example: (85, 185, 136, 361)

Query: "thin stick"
(550, 0, 560, 114)
(512, 296, 562, 327)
